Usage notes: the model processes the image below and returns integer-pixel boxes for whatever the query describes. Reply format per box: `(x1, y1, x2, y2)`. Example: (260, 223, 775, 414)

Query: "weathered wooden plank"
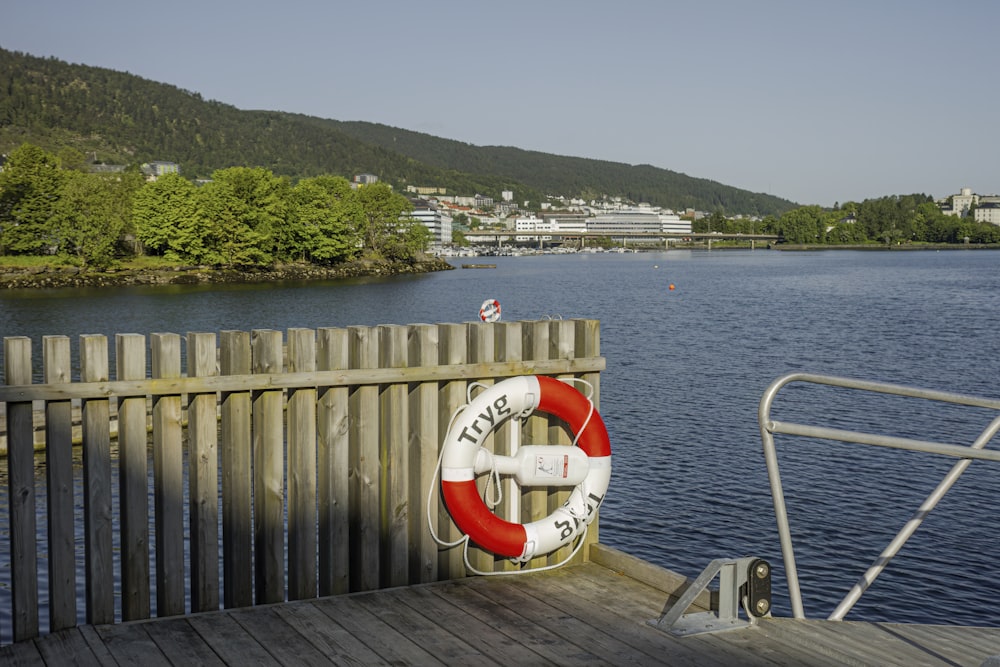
(141, 617, 227, 666)
(525, 563, 790, 667)
(438, 323, 468, 580)
(316, 327, 350, 596)
(116, 333, 151, 622)
(407, 324, 440, 583)
(95, 622, 172, 666)
(34, 627, 108, 667)
(494, 321, 523, 573)
(151, 333, 185, 617)
(80, 334, 114, 625)
(185, 612, 275, 664)
(352, 588, 501, 665)
(885, 622, 1000, 665)
(42, 336, 76, 632)
(252, 329, 285, 605)
(77, 625, 118, 665)
(187, 332, 219, 612)
(393, 585, 544, 664)
(348, 325, 380, 592)
(378, 324, 409, 588)
(523, 320, 550, 570)
(466, 321, 497, 574)
(287, 328, 317, 601)
(312, 595, 447, 665)
(0, 357, 606, 403)
(753, 618, 953, 667)
(0, 636, 44, 666)
(274, 601, 388, 665)
(468, 574, 671, 665)
(429, 579, 606, 665)
(4, 337, 38, 642)
(548, 318, 577, 566)
(511, 566, 712, 666)
(219, 330, 253, 609)
(575, 318, 602, 556)
(228, 606, 334, 666)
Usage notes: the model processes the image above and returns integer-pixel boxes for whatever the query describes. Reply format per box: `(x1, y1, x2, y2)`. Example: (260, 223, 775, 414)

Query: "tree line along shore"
(0, 256, 454, 290)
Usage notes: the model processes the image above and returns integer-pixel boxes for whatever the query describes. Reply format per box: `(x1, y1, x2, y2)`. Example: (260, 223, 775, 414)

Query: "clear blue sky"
(3, 0, 998, 207)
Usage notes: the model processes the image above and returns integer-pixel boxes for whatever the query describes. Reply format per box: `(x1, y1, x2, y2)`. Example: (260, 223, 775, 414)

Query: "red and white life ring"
(479, 298, 501, 322)
(440, 375, 612, 561)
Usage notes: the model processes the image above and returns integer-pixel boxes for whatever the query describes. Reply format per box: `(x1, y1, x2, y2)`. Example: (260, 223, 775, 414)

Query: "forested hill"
(324, 120, 794, 215)
(0, 47, 797, 215)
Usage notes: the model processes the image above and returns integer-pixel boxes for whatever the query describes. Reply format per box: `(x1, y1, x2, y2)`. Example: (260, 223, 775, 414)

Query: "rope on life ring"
(436, 375, 612, 564)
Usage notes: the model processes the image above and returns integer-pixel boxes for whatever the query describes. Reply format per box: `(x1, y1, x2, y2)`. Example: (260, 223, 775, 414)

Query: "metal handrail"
(758, 372, 1000, 621)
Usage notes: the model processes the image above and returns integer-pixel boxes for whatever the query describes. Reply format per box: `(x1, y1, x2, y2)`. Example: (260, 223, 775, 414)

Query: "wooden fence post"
(287, 328, 318, 601)
(151, 332, 185, 617)
(576, 318, 602, 559)
(317, 327, 350, 596)
(438, 323, 467, 580)
(379, 325, 409, 588)
(252, 329, 285, 604)
(116, 333, 150, 621)
(466, 321, 496, 573)
(548, 319, 576, 566)
(80, 334, 113, 624)
(349, 325, 380, 592)
(523, 321, 551, 570)
(407, 324, 440, 583)
(5, 337, 38, 641)
(43, 335, 75, 632)
(495, 321, 523, 573)
(188, 332, 219, 612)
(220, 330, 253, 609)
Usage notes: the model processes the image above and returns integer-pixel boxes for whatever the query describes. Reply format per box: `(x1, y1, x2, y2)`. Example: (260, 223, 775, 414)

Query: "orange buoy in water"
(668, 284, 675, 291)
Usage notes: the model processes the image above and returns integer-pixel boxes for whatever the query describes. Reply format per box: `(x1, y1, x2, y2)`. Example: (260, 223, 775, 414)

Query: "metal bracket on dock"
(649, 557, 772, 636)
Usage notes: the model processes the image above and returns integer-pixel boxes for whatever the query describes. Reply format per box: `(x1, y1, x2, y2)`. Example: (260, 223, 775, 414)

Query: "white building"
(544, 214, 588, 235)
(943, 187, 979, 217)
(975, 197, 1000, 225)
(408, 199, 453, 245)
(514, 216, 553, 242)
(587, 208, 691, 239)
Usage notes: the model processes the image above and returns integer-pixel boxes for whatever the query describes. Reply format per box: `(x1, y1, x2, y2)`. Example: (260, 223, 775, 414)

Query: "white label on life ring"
(535, 454, 568, 478)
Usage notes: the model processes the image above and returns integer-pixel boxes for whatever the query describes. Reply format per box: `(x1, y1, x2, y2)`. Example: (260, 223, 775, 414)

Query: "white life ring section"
(440, 375, 612, 562)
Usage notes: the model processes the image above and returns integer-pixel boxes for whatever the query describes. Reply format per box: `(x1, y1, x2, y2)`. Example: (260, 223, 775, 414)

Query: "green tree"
(776, 206, 827, 244)
(133, 172, 203, 261)
(198, 167, 289, 266)
(0, 143, 65, 255)
(382, 217, 432, 260)
(354, 182, 413, 257)
(53, 170, 133, 267)
(289, 175, 359, 264)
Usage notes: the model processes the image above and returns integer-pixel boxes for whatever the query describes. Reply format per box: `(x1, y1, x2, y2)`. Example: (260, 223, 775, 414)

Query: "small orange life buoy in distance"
(440, 375, 612, 562)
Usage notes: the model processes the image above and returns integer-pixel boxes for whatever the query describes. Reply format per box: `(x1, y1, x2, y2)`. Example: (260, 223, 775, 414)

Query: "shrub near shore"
(0, 256, 454, 289)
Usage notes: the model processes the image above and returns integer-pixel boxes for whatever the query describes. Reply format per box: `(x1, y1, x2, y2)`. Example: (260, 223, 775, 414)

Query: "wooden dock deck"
(4, 545, 999, 666)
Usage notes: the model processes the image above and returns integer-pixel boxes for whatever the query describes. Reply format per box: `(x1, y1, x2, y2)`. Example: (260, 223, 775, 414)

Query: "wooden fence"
(0, 319, 604, 645)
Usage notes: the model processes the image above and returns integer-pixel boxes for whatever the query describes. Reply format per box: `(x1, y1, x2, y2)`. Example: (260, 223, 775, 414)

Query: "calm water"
(2, 248, 1000, 632)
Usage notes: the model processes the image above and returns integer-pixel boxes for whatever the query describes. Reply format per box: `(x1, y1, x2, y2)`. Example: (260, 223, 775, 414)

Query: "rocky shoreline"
(0, 256, 455, 289)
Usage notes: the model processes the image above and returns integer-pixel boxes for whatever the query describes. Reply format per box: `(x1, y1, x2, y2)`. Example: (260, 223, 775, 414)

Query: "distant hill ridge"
(0, 47, 797, 216)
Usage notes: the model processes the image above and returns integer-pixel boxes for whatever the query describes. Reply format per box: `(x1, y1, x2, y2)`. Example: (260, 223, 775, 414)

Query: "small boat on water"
(461, 263, 496, 269)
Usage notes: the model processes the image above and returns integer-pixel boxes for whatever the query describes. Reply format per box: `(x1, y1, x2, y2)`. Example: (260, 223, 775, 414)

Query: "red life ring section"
(440, 375, 612, 561)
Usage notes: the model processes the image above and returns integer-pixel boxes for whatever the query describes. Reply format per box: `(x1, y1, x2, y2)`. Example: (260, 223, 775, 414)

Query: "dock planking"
(3, 546, 1000, 666)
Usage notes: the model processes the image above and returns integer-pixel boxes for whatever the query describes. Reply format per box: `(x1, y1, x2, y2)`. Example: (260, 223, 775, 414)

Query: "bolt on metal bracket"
(649, 557, 771, 636)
